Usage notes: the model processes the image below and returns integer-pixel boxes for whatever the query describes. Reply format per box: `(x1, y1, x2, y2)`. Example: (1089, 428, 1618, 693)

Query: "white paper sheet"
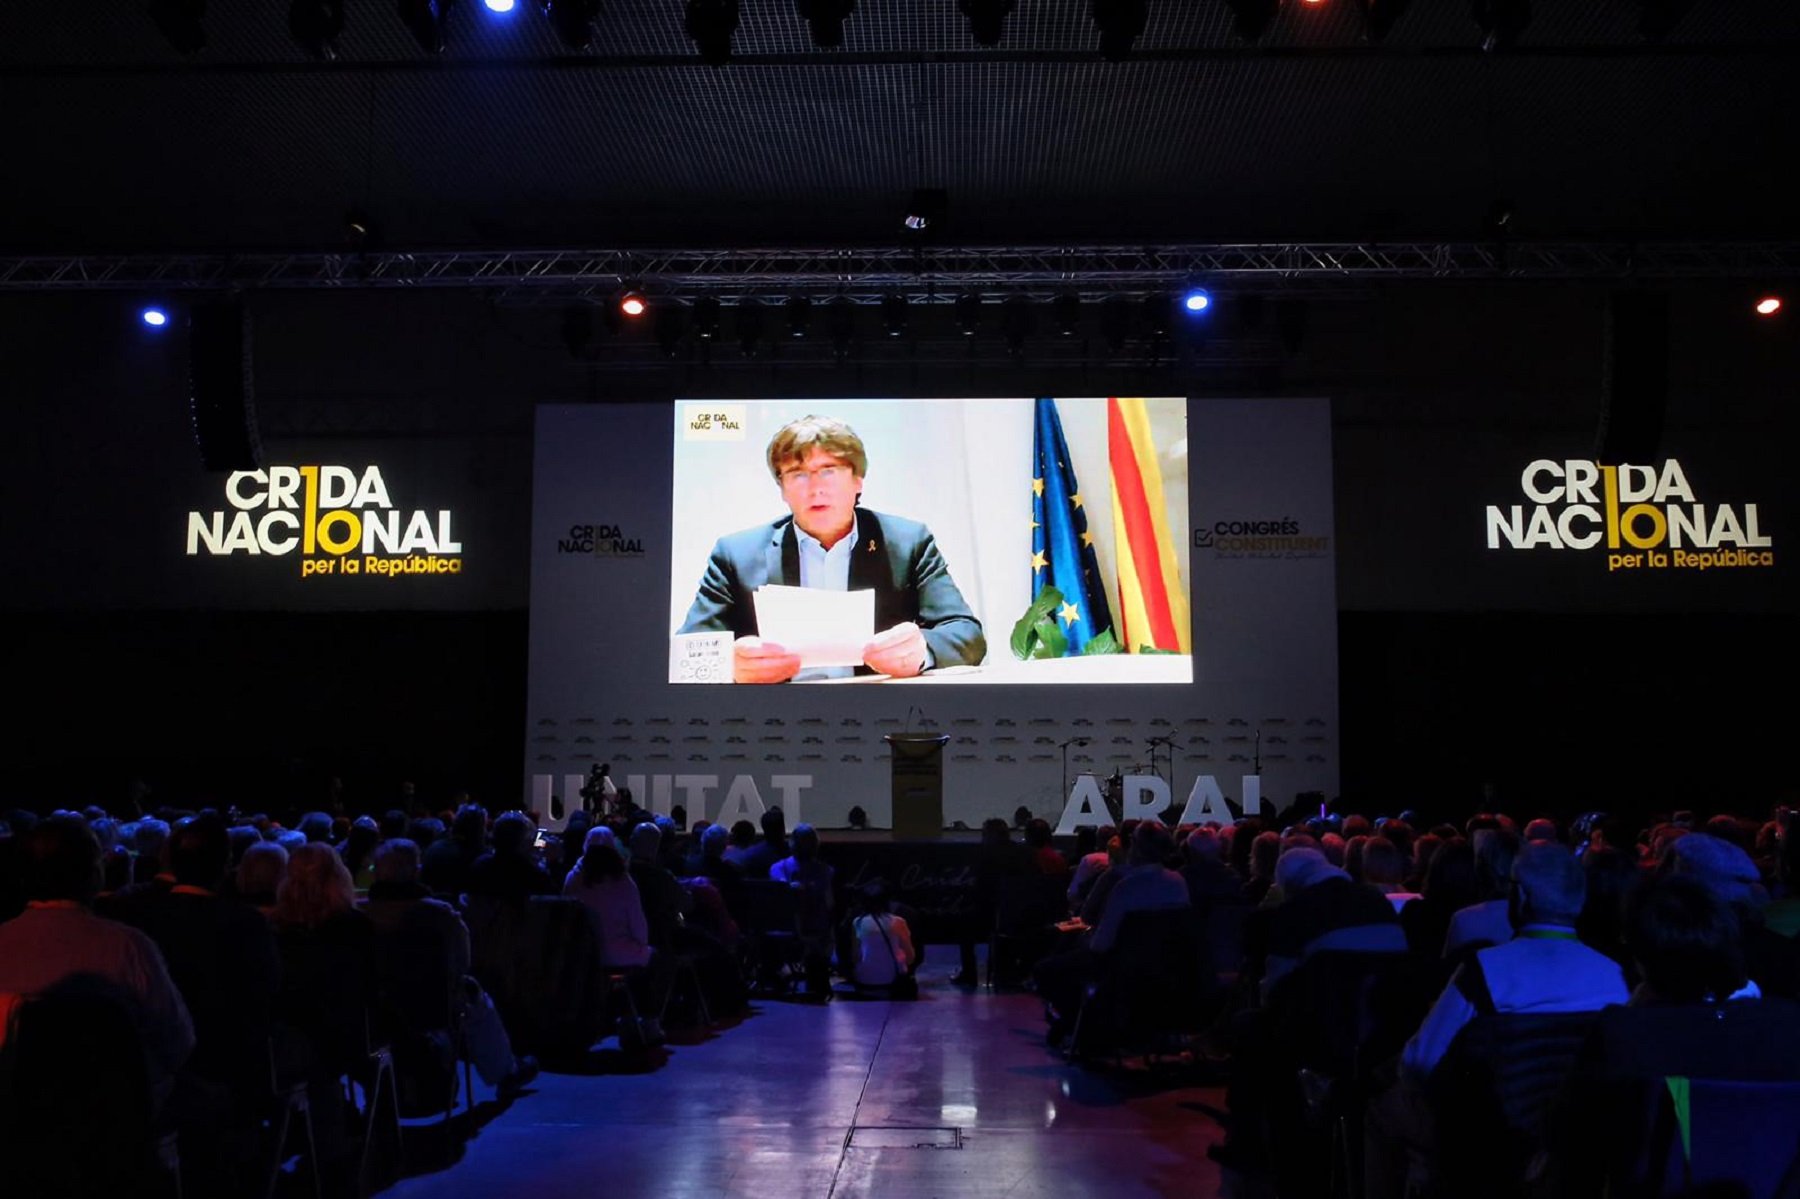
(752, 584, 875, 668)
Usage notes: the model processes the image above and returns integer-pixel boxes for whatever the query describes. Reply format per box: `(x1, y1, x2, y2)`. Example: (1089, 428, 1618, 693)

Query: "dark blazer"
(677, 507, 986, 671)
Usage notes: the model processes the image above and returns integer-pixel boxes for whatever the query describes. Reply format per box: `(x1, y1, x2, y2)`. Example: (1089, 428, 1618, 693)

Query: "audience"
(2, 788, 1795, 1199)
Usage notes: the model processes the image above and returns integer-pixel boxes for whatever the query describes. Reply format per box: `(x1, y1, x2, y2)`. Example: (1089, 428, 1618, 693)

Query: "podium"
(884, 732, 950, 839)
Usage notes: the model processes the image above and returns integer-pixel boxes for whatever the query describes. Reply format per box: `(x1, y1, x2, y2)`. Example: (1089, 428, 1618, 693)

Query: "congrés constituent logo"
(186, 465, 463, 579)
(1193, 517, 1330, 559)
(557, 523, 645, 558)
(1485, 458, 1774, 573)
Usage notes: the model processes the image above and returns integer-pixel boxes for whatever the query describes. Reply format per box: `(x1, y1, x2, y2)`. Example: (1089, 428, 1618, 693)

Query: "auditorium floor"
(375, 950, 1237, 1198)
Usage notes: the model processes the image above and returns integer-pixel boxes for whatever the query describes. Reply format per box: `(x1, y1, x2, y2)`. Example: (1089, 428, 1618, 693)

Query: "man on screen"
(678, 415, 985, 684)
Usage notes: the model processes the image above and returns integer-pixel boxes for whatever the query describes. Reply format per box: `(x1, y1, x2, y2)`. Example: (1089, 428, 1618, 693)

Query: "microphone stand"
(1057, 736, 1089, 804)
(1145, 735, 1182, 797)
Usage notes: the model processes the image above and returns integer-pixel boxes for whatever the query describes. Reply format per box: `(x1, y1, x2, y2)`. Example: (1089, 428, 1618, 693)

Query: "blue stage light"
(141, 307, 170, 328)
(484, 0, 516, 12)
(1183, 290, 1212, 313)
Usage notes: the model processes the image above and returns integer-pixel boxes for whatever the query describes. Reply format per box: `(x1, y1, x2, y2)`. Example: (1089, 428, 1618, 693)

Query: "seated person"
(771, 823, 836, 994)
(362, 839, 537, 1095)
(850, 882, 917, 992)
(465, 811, 557, 902)
(1552, 873, 1800, 1194)
(0, 815, 194, 1109)
(564, 827, 672, 1040)
(1362, 842, 1629, 1199)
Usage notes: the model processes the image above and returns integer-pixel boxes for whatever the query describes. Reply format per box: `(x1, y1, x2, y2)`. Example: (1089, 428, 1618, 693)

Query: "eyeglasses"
(779, 464, 852, 488)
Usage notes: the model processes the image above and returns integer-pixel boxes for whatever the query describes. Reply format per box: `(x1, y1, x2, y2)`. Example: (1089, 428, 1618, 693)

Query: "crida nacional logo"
(1485, 458, 1774, 573)
(186, 465, 463, 579)
(557, 522, 645, 558)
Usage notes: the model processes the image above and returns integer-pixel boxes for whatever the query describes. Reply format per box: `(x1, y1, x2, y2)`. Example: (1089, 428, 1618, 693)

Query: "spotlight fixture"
(289, 0, 345, 59)
(618, 291, 648, 318)
(1222, 0, 1279, 40)
(397, 0, 454, 54)
(954, 295, 983, 337)
(880, 294, 909, 338)
(1140, 296, 1172, 340)
(735, 302, 765, 356)
(1091, 0, 1148, 62)
(1182, 288, 1212, 314)
(686, 0, 740, 66)
(903, 188, 948, 234)
(959, 0, 1016, 46)
(691, 296, 722, 340)
(542, 0, 599, 49)
(1002, 297, 1035, 357)
(148, 0, 208, 54)
(797, 0, 856, 49)
(141, 307, 172, 329)
(1754, 296, 1783, 317)
(1099, 298, 1132, 352)
(1052, 294, 1081, 337)
(485, 0, 515, 11)
(1472, 0, 1530, 51)
(785, 295, 812, 338)
(827, 297, 857, 359)
(1352, 0, 1411, 42)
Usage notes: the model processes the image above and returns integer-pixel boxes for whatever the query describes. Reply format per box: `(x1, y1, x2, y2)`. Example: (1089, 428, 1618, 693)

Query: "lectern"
(884, 732, 949, 839)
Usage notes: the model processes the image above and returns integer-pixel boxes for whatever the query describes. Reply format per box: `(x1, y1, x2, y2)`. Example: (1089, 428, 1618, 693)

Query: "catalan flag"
(1108, 396, 1190, 653)
(1032, 398, 1113, 654)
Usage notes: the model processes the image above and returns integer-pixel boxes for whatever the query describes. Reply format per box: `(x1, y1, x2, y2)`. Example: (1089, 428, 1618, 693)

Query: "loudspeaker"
(1594, 290, 1668, 465)
(188, 300, 262, 472)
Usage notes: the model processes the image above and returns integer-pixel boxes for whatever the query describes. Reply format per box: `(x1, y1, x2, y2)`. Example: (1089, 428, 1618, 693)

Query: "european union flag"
(1032, 398, 1113, 654)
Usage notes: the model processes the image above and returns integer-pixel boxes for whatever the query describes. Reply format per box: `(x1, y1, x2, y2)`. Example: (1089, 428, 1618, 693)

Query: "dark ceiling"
(3, 1, 1798, 254)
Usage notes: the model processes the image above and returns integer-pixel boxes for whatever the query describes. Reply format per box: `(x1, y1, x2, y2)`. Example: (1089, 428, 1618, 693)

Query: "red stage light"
(1754, 296, 1782, 317)
(619, 292, 648, 318)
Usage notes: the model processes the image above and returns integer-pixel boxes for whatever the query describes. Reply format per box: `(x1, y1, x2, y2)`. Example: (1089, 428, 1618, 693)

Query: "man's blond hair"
(765, 415, 868, 481)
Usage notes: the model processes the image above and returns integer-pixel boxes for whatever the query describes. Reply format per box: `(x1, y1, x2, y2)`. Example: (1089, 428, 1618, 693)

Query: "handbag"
(874, 916, 918, 1000)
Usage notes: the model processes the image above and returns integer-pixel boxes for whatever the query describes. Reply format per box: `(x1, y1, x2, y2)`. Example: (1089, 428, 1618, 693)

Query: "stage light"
(1099, 299, 1132, 352)
(903, 188, 947, 234)
(959, 0, 1015, 46)
(734, 302, 765, 357)
(1755, 296, 1783, 317)
(148, 0, 207, 54)
(619, 291, 648, 318)
(692, 296, 722, 340)
(289, 0, 345, 60)
(827, 297, 857, 359)
(1352, 0, 1411, 41)
(485, 0, 515, 12)
(1053, 294, 1081, 337)
(1091, 0, 1148, 62)
(142, 307, 171, 328)
(954, 295, 983, 337)
(1182, 289, 1212, 314)
(1472, 0, 1530, 51)
(1002, 297, 1035, 357)
(542, 0, 599, 49)
(785, 296, 812, 338)
(1222, 0, 1279, 40)
(686, 0, 740, 66)
(397, 0, 453, 54)
(797, 0, 856, 49)
(880, 294, 909, 338)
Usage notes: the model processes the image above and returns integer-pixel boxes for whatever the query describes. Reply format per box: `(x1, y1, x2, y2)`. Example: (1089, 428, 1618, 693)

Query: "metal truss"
(3, 242, 1796, 301)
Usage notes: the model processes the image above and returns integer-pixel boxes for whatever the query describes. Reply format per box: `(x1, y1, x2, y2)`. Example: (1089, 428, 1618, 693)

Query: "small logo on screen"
(683, 404, 747, 441)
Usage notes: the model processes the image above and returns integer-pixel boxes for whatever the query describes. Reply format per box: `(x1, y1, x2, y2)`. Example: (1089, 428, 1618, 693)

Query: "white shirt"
(792, 513, 932, 679)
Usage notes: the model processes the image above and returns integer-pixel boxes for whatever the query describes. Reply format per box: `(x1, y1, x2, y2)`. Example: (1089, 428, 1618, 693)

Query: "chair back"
(465, 895, 608, 1059)
(1201, 899, 1255, 985)
(737, 880, 802, 935)
(1266, 948, 1413, 1079)
(1097, 906, 1216, 1035)
(1430, 1010, 1601, 1197)
(1629, 1077, 1800, 1199)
